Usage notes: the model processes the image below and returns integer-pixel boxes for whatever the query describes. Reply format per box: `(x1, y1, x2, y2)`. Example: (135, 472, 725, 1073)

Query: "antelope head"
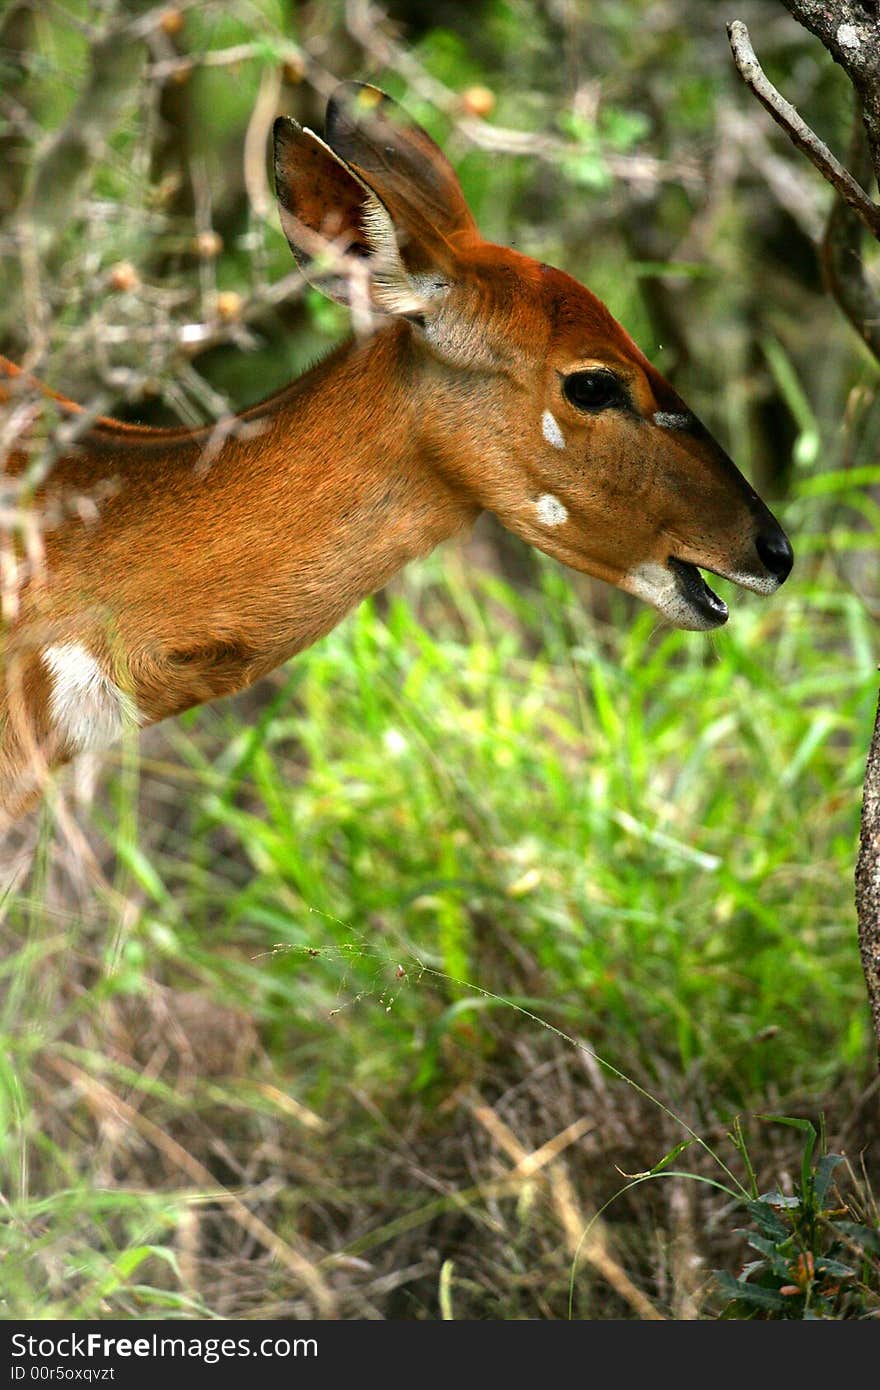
(275, 83, 792, 631)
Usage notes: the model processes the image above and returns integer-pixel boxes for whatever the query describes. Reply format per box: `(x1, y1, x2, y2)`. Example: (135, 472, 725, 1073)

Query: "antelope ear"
(325, 83, 478, 249)
(273, 116, 449, 319)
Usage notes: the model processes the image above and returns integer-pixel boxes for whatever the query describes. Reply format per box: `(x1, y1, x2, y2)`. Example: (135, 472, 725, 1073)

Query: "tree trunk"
(729, 3, 880, 1057)
(856, 692, 880, 1060)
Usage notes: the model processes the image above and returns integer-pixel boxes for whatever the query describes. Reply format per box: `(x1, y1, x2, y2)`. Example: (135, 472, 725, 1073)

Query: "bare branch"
(779, 1, 880, 185)
(146, 40, 304, 83)
(727, 19, 880, 238)
(346, 0, 702, 190)
(15, 2, 156, 265)
(0, 2, 34, 222)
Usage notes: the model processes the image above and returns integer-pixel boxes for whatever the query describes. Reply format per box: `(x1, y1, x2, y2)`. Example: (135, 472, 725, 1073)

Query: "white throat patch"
(43, 643, 142, 755)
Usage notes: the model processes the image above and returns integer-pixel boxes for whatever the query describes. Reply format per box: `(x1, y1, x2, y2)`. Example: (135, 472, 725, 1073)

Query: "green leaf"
(93, 1244, 180, 1299)
(113, 843, 170, 907)
(814, 1257, 855, 1279)
(600, 108, 650, 152)
(644, 1138, 699, 1176)
(759, 1190, 801, 1210)
(760, 338, 819, 469)
(715, 1271, 790, 1312)
(744, 1198, 790, 1240)
(728, 1116, 758, 1199)
(813, 1153, 845, 1209)
(758, 1115, 817, 1200)
(560, 152, 611, 191)
(738, 1231, 793, 1278)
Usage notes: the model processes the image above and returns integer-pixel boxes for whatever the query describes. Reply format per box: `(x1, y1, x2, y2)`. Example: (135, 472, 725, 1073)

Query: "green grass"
(0, 490, 877, 1318)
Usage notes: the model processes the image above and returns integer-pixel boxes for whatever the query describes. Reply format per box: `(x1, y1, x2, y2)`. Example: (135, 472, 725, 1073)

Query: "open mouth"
(667, 558, 728, 629)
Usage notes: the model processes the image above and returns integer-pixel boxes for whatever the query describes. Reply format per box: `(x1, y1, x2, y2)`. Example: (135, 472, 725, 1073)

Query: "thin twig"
(346, 0, 701, 189)
(146, 40, 303, 82)
(727, 20, 880, 239)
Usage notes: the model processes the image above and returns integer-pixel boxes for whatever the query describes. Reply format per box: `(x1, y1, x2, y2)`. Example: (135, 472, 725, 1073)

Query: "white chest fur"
(42, 644, 142, 754)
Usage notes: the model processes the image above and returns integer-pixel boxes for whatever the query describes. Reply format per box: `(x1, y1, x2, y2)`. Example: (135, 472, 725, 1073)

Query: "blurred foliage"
(1, 0, 879, 1321)
(2, 0, 874, 482)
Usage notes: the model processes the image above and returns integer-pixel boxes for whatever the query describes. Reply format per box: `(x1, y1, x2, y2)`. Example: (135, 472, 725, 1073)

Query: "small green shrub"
(718, 1119, 880, 1319)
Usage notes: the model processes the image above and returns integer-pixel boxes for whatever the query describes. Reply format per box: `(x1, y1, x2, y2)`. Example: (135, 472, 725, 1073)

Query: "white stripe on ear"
(358, 195, 438, 318)
(288, 127, 445, 321)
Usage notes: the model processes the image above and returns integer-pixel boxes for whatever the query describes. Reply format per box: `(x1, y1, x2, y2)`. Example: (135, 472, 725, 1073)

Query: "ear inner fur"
(273, 116, 370, 267)
(273, 119, 434, 316)
(325, 83, 476, 265)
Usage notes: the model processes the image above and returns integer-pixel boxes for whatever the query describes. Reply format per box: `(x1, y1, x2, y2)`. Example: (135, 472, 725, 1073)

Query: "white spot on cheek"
(536, 493, 568, 526)
(653, 412, 691, 430)
(541, 409, 566, 450)
(43, 643, 142, 755)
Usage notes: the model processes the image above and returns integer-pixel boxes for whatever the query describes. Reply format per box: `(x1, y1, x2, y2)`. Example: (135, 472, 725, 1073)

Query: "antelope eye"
(563, 370, 623, 412)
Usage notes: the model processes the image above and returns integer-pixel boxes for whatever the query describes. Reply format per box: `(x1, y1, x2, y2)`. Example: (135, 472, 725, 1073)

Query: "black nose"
(756, 529, 793, 584)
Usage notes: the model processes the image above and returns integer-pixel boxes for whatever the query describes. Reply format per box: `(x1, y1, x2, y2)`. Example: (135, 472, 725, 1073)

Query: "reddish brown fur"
(0, 84, 791, 823)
